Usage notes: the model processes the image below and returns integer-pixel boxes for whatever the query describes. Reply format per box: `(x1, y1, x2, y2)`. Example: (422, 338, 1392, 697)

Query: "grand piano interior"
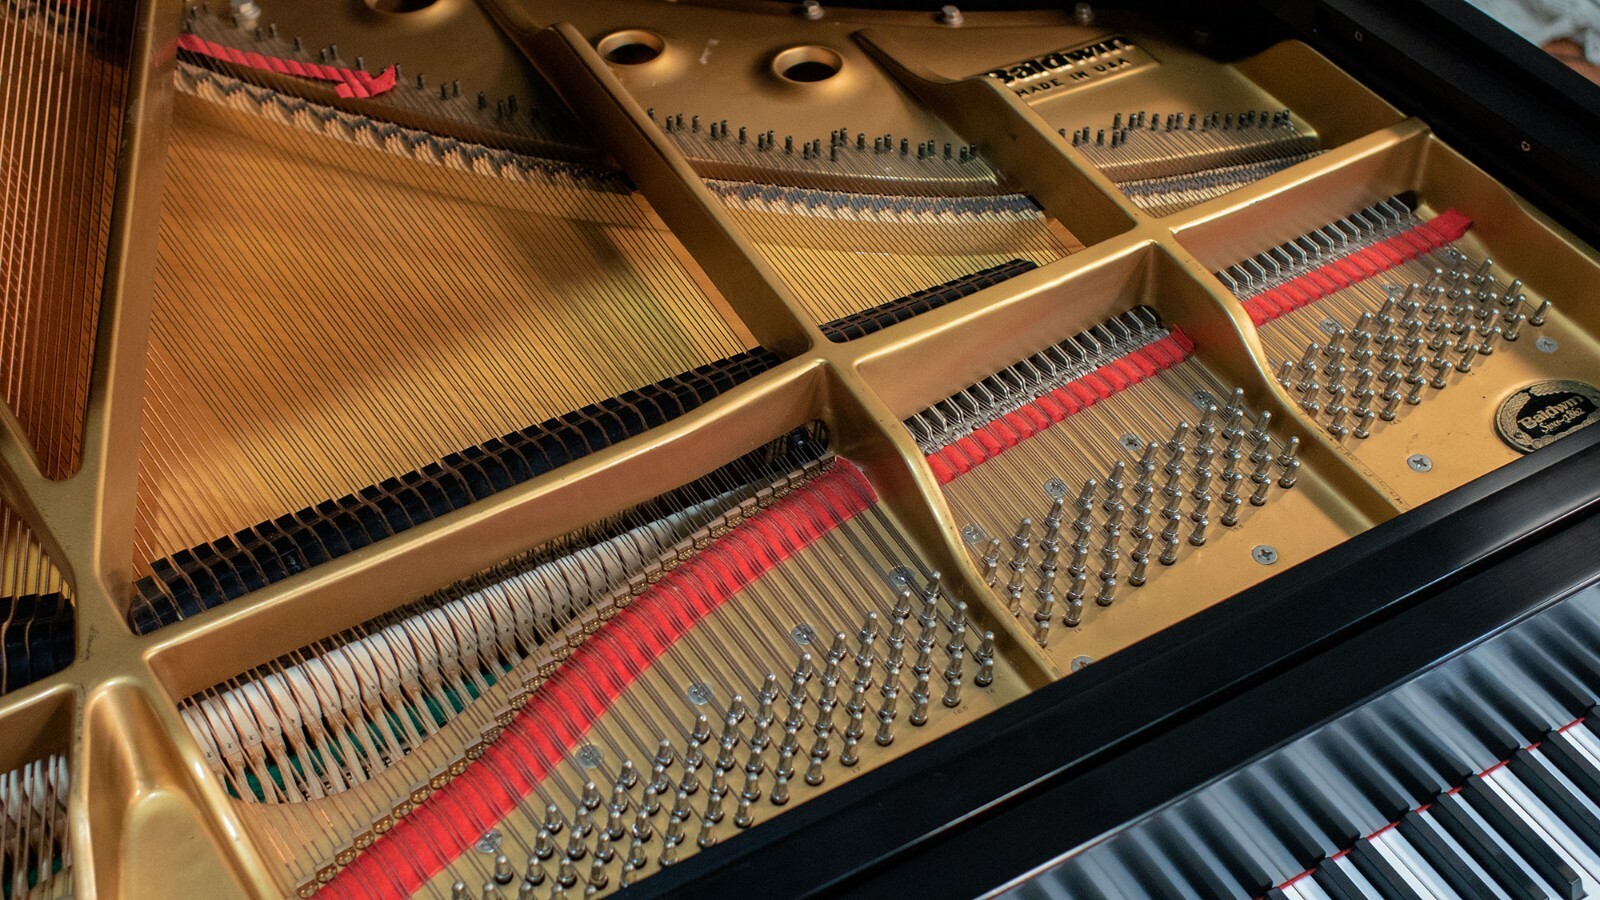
(2, 0, 1599, 896)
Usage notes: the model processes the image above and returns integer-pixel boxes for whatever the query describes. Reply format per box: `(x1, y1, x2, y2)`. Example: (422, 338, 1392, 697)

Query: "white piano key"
(1293, 875, 1337, 900)
(1445, 788, 1558, 899)
(1565, 726, 1600, 771)
(1412, 807, 1515, 900)
(1329, 854, 1388, 899)
(1488, 767, 1600, 889)
(1371, 825, 1463, 898)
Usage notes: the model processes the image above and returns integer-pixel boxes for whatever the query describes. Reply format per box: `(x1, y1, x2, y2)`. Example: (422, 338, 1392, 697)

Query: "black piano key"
(1314, 857, 1377, 900)
(1546, 730, 1600, 807)
(1397, 809, 1501, 898)
(1349, 839, 1427, 900)
(1461, 777, 1586, 899)
(1265, 889, 1293, 900)
(1514, 747, 1600, 853)
(1433, 791, 1547, 900)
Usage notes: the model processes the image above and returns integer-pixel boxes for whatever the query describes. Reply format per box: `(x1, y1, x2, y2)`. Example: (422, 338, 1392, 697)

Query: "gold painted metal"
(2, 0, 1599, 896)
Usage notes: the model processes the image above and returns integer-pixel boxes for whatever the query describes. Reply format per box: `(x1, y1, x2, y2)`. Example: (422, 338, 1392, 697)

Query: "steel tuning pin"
(979, 539, 1002, 588)
(1277, 437, 1301, 489)
(1503, 311, 1527, 341)
(973, 631, 996, 686)
(1102, 461, 1125, 511)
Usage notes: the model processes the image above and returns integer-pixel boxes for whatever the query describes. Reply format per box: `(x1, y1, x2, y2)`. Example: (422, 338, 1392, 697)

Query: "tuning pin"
(453, 881, 472, 900)
(972, 631, 995, 687)
(1465, 329, 1484, 368)
(1277, 437, 1300, 489)
(1530, 298, 1552, 327)
(534, 827, 557, 861)
(1032, 583, 1055, 646)
(1166, 422, 1189, 462)
(1102, 461, 1126, 511)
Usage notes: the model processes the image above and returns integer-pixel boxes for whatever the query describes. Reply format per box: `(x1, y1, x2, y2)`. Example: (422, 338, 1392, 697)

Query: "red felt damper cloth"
(924, 330, 1195, 485)
(1239, 210, 1473, 326)
(324, 461, 877, 898)
(178, 34, 398, 99)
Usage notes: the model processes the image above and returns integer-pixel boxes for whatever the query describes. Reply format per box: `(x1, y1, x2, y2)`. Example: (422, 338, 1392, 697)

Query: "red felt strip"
(326, 462, 877, 898)
(1240, 211, 1473, 327)
(178, 34, 397, 99)
(926, 331, 1194, 485)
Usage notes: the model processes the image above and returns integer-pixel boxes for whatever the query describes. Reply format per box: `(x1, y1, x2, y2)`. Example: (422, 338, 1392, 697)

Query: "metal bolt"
(889, 566, 917, 588)
(938, 4, 963, 25)
(790, 624, 817, 646)
(1073, 1, 1094, 25)
(1251, 545, 1279, 566)
(1044, 478, 1070, 499)
(686, 683, 714, 706)
(476, 830, 504, 854)
(1120, 433, 1144, 452)
(1319, 318, 1340, 335)
(960, 524, 985, 544)
(1070, 655, 1094, 672)
(576, 745, 603, 769)
(801, 0, 824, 19)
(1537, 336, 1558, 354)
(1407, 453, 1433, 473)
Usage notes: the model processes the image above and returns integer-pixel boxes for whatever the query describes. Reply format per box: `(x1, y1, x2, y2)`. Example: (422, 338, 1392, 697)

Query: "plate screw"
(791, 623, 817, 645)
(686, 682, 714, 706)
(1120, 433, 1144, 452)
(576, 745, 603, 769)
(1407, 453, 1433, 473)
(1045, 477, 1069, 499)
(1319, 318, 1340, 334)
(1251, 545, 1279, 565)
(961, 524, 985, 544)
(475, 830, 503, 854)
(938, 4, 963, 25)
(888, 566, 917, 587)
(1071, 655, 1094, 672)
(1537, 336, 1558, 353)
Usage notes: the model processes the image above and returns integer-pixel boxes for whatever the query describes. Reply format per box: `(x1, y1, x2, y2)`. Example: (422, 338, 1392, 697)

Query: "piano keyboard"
(0, 504, 73, 696)
(1009, 582, 1600, 900)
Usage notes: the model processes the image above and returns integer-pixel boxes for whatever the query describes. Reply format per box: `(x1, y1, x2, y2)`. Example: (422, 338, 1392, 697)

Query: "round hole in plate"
(365, 0, 438, 12)
(596, 29, 665, 65)
(773, 45, 843, 83)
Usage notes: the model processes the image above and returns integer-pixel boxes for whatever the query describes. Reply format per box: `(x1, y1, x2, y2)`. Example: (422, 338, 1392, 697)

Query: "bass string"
(134, 67, 752, 577)
(181, 436, 836, 881)
(418, 477, 973, 897)
(0, 1, 130, 479)
(184, 443, 813, 803)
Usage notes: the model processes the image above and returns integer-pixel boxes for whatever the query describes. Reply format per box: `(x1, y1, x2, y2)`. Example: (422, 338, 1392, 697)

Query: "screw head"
(791, 623, 817, 646)
(1536, 336, 1558, 353)
(1070, 655, 1094, 672)
(1119, 433, 1144, 452)
(576, 745, 603, 769)
(1407, 453, 1433, 473)
(960, 524, 985, 544)
(1251, 545, 1279, 565)
(888, 566, 917, 588)
(1319, 317, 1340, 335)
(1192, 390, 1217, 410)
(1044, 477, 1070, 499)
(686, 682, 714, 706)
(475, 830, 503, 854)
